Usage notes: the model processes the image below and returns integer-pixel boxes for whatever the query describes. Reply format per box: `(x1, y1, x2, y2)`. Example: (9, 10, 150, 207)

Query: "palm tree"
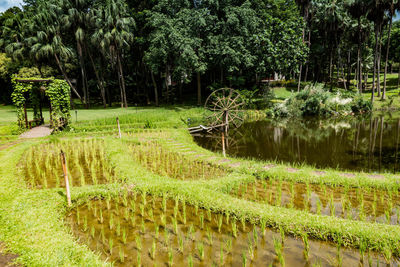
(382, 0, 400, 100)
(92, 0, 134, 108)
(366, 1, 386, 102)
(27, 2, 82, 102)
(295, 0, 311, 91)
(61, 0, 92, 108)
(347, 0, 371, 93)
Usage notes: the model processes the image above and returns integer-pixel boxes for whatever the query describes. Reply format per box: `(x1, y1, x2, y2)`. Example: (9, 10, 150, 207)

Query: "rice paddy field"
(1, 105, 400, 266)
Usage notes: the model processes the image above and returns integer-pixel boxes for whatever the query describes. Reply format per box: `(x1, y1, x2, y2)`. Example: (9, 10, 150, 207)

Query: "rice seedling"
(229, 179, 400, 225)
(119, 246, 124, 263)
(188, 254, 193, 267)
(137, 253, 141, 267)
(197, 242, 204, 261)
(66, 192, 396, 267)
(168, 249, 173, 267)
(108, 237, 114, 254)
(109, 213, 114, 230)
(19, 139, 117, 188)
(129, 142, 227, 180)
(302, 232, 310, 261)
(242, 251, 247, 267)
(122, 227, 127, 244)
(150, 239, 156, 259)
(206, 227, 213, 245)
(231, 219, 237, 238)
(200, 211, 204, 229)
(383, 245, 392, 265)
(279, 226, 285, 246)
(220, 247, 224, 265)
(116, 220, 121, 236)
(273, 237, 284, 266)
(135, 236, 142, 251)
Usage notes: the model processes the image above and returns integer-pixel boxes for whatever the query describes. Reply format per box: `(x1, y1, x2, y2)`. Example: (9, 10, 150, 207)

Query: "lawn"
(0, 105, 400, 266)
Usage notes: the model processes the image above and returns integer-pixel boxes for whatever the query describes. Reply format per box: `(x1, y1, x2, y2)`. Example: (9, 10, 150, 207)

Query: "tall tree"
(92, 0, 135, 108)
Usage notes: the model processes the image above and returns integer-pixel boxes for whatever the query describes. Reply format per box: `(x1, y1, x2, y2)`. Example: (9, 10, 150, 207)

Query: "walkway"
(19, 125, 53, 139)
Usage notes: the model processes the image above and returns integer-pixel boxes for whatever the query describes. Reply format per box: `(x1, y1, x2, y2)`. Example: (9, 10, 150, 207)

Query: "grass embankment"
(0, 105, 400, 265)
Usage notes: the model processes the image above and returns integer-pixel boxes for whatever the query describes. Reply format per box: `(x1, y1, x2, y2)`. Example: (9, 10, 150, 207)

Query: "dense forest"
(0, 0, 399, 107)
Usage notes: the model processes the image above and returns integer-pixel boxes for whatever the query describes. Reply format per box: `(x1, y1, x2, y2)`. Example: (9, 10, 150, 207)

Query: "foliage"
(0, 53, 11, 80)
(11, 76, 71, 129)
(272, 84, 372, 117)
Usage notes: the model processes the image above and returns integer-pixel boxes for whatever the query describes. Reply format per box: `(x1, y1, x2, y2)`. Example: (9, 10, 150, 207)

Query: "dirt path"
(0, 243, 19, 266)
(0, 141, 21, 152)
(19, 125, 53, 139)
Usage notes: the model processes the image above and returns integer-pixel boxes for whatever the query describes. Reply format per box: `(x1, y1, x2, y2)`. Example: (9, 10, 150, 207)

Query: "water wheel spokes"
(204, 88, 245, 129)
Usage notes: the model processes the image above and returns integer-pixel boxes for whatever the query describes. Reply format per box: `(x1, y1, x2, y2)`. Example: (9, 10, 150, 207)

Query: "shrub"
(272, 84, 371, 118)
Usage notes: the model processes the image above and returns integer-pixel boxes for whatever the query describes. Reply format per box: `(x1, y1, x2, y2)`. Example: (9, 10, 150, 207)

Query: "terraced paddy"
(229, 179, 400, 225)
(66, 193, 397, 266)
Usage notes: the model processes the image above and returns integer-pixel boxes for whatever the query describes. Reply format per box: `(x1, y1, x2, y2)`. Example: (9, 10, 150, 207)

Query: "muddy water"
(230, 180, 400, 225)
(129, 143, 227, 180)
(19, 139, 117, 189)
(194, 116, 400, 173)
(66, 194, 398, 266)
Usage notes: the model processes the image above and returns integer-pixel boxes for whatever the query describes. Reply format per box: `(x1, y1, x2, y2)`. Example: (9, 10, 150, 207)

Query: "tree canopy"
(0, 0, 399, 106)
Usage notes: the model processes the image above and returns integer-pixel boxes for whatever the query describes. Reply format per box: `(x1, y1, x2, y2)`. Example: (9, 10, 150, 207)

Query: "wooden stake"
(222, 131, 226, 158)
(60, 150, 72, 207)
(116, 117, 122, 139)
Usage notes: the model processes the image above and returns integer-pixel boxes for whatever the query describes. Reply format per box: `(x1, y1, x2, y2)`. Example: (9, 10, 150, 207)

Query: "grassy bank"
(0, 105, 400, 265)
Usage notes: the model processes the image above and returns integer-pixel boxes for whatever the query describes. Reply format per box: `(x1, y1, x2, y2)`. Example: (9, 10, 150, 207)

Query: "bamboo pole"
(116, 117, 122, 139)
(60, 150, 71, 207)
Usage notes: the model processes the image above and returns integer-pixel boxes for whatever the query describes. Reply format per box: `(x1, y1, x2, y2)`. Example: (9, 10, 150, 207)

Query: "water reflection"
(193, 115, 400, 173)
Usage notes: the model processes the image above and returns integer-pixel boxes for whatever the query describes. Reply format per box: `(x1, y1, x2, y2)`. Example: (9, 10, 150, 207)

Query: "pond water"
(193, 114, 400, 173)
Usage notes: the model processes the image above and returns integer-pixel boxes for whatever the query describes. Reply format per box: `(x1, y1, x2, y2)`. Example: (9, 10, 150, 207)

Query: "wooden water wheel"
(204, 88, 245, 131)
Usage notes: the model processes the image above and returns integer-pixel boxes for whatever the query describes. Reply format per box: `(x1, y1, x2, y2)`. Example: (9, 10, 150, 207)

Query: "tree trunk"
(117, 52, 128, 108)
(372, 25, 379, 102)
(329, 49, 333, 86)
(54, 53, 83, 103)
(357, 46, 361, 92)
(398, 61, 400, 90)
(151, 71, 159, 106)
(197, 72, 202, 106)
(88, 51, 106, 108)
(165, 65, 170, 104)
(337, 43, 346, 90)
(382, 12, 393, 100)
(377, 24, 383, 97)
(304, 30, 311, 82)
(297, 64, 303, 92)
(77, 41, 88, 108)
(348, 51, 352, 90)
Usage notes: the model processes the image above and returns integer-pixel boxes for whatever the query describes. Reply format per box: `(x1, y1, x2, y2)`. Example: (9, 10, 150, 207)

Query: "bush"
(272, 84, 372, 118)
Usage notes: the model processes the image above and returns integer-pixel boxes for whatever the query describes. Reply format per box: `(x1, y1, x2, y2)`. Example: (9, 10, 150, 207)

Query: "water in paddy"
(194, 115, 400, 173)
(66, 194, 397, 266)
(231, 179, 400, 225)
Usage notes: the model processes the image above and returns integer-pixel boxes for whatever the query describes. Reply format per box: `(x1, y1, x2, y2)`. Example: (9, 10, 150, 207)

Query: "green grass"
(1, 105, 400, 265)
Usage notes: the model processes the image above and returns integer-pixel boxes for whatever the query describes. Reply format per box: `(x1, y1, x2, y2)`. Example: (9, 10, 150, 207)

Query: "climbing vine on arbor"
(46, 79, 71, 129)
(11, 75, 71, 129)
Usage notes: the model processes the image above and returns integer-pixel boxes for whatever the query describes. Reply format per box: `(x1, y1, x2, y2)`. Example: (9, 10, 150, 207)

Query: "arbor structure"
(11, 76, 71, 129)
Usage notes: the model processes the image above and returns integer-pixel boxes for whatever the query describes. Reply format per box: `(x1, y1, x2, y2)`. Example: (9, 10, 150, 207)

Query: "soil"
(0, 243, 19, 267)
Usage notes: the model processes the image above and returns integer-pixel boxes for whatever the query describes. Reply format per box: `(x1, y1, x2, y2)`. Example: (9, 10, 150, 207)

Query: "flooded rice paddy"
(230, 179, 400, 225)
(19, 139, 117, 189)
(66, 193, 398, 266)
(129, 142, 227, 180)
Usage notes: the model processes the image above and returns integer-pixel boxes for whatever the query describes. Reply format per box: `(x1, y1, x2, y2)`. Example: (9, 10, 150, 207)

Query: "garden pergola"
(15, 78, 52, 129)
(12, 77, 71, 129)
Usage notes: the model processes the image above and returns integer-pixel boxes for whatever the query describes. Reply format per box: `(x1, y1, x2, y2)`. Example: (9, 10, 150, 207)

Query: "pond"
(193, 114, 400, 173)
